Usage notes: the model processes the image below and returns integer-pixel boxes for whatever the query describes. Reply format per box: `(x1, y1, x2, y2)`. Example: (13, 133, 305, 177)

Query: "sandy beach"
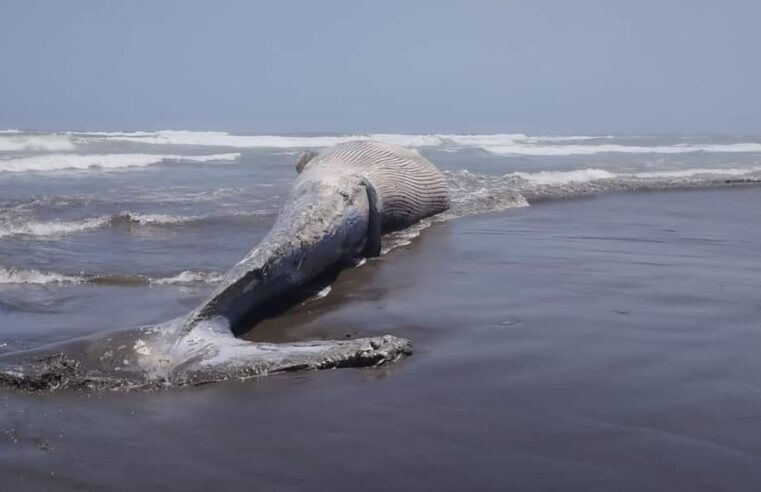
(2, 186, 760, 490)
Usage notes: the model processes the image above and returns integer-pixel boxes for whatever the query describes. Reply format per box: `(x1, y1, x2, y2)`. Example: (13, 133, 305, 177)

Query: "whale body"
(0, 141, 449, 392)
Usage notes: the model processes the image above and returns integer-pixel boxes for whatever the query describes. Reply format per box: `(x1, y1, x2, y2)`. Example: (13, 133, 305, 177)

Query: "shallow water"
(1, 132, 761, 489)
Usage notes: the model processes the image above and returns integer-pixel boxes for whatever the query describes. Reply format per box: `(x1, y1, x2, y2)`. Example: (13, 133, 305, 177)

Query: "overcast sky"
(1, 0, 759, 134)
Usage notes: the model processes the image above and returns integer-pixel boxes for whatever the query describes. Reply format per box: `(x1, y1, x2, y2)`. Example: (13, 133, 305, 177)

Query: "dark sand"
(2, 188, 761, 491)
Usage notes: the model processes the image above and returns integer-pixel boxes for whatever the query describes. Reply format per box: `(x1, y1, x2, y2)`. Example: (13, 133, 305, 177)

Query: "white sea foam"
(0, 217, 110, 238)
(149, 271, 224, 285)
(0, 266, 223, 286)
(368, 134, 443, 147)
(302, 286, 332, 304)
(511, 166, 761, 185)
(513, 169, 617, 185)
(75, 130, 444, 148)
(381, 220, 433, 254)
(442, 165, 761, 228)
(113, 211, 200, 225)
(629, 167, 761, 179)
(0, 266, 81, 285)
(0, 207, 274, 240)
(0, 152, 240, 173)
(424, 133, 761, 154)
(68, 130, 761, 155)
(438, 133, 613, 147)
(480, 142, 761, 156)
(0, 211, 209, 239)
(71, 130, 158, 137)
(0, 133, 76, 152)
(82, 130, 613, 149)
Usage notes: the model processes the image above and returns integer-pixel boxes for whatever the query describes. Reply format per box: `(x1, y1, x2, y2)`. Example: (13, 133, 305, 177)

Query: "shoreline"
(2, 187, 761, 490)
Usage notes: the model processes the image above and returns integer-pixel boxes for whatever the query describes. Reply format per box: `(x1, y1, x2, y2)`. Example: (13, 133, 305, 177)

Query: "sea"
(1, 129, 760, 490)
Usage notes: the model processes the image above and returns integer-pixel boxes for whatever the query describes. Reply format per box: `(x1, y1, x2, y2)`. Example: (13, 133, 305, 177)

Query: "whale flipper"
(361, 179, 382, 257)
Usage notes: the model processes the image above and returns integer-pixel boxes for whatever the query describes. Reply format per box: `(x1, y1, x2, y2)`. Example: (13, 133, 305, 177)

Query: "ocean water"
(1, 130, 761, 490)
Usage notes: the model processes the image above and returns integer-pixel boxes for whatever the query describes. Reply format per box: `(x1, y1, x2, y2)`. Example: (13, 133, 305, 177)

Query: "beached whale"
(0, 141, 450, 392)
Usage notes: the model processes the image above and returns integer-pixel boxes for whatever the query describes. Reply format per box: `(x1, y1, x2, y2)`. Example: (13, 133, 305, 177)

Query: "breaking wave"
(0, 217, 110, 238)
(3, 131, 761, 157)
(0, 133, 76, 152)
(0, 266, 81, 285)
(63, 130, 761, 156)
(0, 210, 269, 239)
(479, 142, 761, 156)
(74, 130, 443, 148)
(73, 130, 623, 149)
(438, 133, 615, 145)
(1, 187, 251, 213)
(0, 152, 240, 173)
(0, 266, 223, 286)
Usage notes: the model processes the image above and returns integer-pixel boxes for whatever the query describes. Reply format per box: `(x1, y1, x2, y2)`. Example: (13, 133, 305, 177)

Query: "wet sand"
(2, 188, 761, 491)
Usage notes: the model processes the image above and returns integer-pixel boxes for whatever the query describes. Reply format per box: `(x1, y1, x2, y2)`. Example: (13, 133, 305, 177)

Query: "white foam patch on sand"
(0, 134, 76, 152)
(150, 271, 224, 285)
(114, 211, 200, 225)
(302, 286, 332, 304)
(0, 152, 240, 173)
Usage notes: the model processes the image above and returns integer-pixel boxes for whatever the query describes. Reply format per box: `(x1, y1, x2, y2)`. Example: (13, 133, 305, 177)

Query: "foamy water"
(0, 266, 82, 285)
(0, 133, 76, 152)
(4, 164, 755, 243)
(479, 142, 761, 156)
(0, 152, 240, 173)
(0, 209, 272, 239)
(4, 131, 761, 159)
(2, 129, 761, 294)
(0, 216, 110, 238)
(2, 131, 760, 260)
(65, 130, 761, 156)
(73, 130, 445, 148)
(0, 265, 224, 286)
(0, 212, 193, 239)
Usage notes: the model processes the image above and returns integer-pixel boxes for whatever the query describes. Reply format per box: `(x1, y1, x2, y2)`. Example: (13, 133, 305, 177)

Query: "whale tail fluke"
(0, 321, 412, 393)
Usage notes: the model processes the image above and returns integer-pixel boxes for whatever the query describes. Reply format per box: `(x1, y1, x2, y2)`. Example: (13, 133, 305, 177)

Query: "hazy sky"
(1, 0, 760, 134)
